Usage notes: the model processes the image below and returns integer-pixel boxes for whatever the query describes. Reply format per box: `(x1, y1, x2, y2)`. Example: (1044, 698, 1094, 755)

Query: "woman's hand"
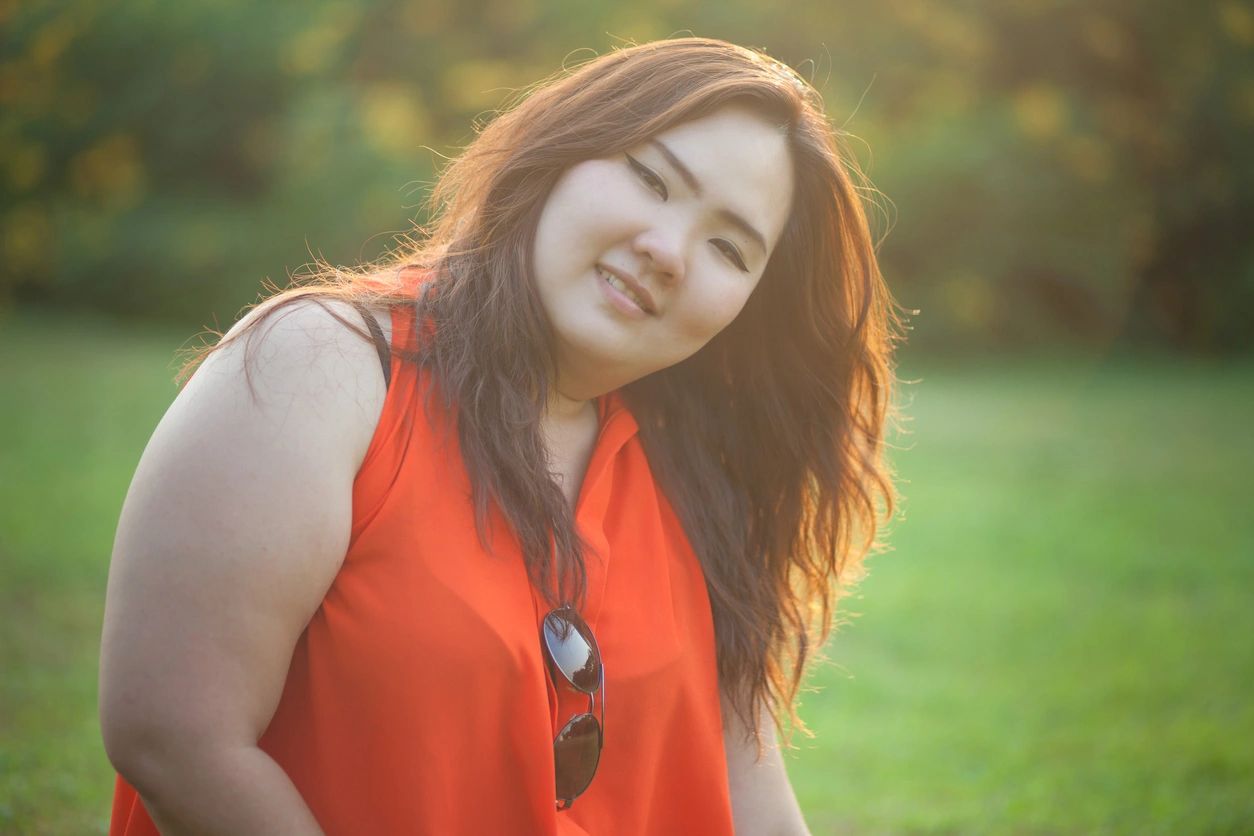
(99, 299, 388, 834)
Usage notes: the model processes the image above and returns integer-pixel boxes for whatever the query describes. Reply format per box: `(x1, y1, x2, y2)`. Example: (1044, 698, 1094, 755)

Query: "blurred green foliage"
(2, 0, 1252, 352)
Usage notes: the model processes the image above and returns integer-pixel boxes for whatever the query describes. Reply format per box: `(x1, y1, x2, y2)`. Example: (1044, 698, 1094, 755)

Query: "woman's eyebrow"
(648, 139, 768, 255)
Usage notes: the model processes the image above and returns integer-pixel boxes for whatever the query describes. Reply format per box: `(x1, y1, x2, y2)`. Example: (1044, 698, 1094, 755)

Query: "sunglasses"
(542, 605, 605, 810)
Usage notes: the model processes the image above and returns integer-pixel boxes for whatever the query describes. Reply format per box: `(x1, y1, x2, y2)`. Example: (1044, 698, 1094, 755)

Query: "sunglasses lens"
(554, 713, 602, 802)
(543, 610, 600, 693)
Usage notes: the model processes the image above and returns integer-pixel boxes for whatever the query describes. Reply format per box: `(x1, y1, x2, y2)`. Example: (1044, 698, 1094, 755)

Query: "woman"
(100, 37, 903, 835)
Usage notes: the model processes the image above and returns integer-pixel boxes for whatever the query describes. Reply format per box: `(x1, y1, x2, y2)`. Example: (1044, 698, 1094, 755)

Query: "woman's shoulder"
(198, 296, 393, 469)
(235, 295, 395, 355)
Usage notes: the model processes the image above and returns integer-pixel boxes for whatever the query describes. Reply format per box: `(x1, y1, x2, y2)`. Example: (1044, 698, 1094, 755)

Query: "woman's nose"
(632, 227, 685, 285)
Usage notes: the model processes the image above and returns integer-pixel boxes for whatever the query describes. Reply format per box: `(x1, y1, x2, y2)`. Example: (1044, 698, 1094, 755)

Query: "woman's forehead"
(647, 107, 795, 251)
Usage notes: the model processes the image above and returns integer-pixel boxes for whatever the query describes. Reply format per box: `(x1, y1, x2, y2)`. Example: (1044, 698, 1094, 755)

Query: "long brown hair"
(185, 37, 907, 746)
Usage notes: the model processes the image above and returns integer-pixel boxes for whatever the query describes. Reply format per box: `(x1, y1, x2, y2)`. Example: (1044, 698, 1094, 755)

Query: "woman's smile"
(596, 264, 655, 317)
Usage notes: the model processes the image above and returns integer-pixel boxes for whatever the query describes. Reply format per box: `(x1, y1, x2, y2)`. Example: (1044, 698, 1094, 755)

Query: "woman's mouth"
(596, 265, 653, 316)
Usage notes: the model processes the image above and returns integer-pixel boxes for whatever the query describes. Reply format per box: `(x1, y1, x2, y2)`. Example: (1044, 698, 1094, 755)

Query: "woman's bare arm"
(723, 693, 812, 836)
(99, 299, 388, 834)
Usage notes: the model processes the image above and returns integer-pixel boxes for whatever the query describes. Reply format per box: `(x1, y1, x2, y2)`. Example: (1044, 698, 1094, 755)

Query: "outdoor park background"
(1, 0, 1251, 833)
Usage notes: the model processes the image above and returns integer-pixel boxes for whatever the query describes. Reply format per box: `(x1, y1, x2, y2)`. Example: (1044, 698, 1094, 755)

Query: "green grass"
(2, 309, 1251, 834)
(1, 309, 193, 835)
(790, 356, 1254, 833)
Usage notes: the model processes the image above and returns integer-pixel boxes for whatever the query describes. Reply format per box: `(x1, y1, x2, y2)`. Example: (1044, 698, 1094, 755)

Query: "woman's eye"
(625, 154, 668, 200)
(713, 239, 749, 272)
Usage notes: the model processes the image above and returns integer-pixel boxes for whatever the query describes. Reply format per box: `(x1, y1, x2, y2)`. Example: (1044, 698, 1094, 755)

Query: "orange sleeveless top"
(109, 303, 735, 835)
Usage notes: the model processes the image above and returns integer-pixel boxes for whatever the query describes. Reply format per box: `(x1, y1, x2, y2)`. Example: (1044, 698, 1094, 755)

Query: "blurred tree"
(0, 0, 1249, 352)
(974, 0, 1254, 352)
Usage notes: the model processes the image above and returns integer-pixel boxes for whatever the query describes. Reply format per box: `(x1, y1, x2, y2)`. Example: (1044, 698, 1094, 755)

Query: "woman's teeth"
(598, 267, 647, 311)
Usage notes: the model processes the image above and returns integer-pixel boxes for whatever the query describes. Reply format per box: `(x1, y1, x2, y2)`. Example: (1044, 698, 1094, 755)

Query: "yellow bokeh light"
(68, 134, 145, 208)
(2, 205, 53, 276)
(29, 14, 79, 69)
(443, 60, 520, 113)
(361, 85, 430, 159)
(281, 24, 346, 77)
(280, 5, 360, 78)
(1219, 2, 1254, 45)
(1008, 83, 1068, 140)
(1012, 84, 1068, 140)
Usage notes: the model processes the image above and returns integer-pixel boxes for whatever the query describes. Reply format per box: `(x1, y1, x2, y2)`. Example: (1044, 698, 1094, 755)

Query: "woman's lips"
(596, 264, 656, 315)
(596, 265, 653, 318)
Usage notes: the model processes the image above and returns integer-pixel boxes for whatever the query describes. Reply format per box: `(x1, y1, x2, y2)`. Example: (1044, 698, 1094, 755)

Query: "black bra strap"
(350, 302, 392, 391)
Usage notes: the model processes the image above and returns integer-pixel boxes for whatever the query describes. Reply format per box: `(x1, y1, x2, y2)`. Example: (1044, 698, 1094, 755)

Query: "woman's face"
(532, 105, 795, 399)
